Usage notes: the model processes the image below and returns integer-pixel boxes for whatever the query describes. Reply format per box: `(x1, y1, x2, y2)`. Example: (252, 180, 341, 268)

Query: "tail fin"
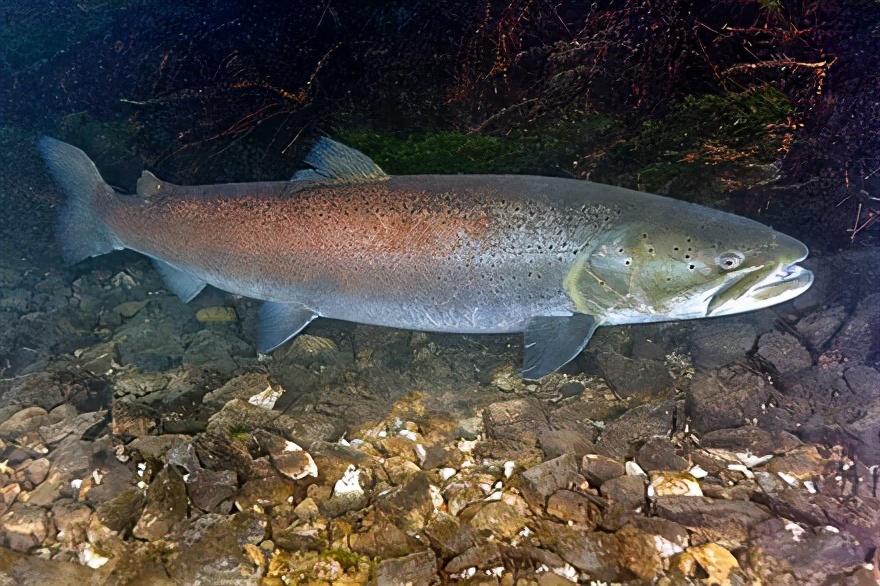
(38, 136, 122, 264)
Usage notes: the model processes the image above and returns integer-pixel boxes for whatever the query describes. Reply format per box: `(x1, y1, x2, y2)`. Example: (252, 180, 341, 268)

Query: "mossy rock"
(335, 115, 618, 177)
(592, 87, 793, 200)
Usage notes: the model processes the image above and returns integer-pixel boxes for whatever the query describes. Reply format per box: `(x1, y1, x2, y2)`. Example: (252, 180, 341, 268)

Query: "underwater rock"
(687, 367, 769, 433)
(595, 399, 681, 459)
(546, 489, 603, 528)
(0, 547, 96, 583)
(164, 512, 267, 585)
(544, 523, 661, 582)
(51, 499, 91, 545)
(747, 518, 867, 586)
(464, 500, 529, 540)
(183, 329, 251, 376)
(202, 372, 277, 410)
(700, 426, 801, 457)
(688, 320, 757, 368)
(187, 468, 238, 513)
(376, 550, 438, 586)
(424, 511, 475, 557)
(0, 407, 50, 439)
(195, 306, 237, 322)
(519, 454, 580, 512)
(0, 502, 53, 551)
(796, 305, 847, 351)
(482, 398, 551, 447)
(599, 474, 646, 511)
(95, 487, 145, 535)
(597, 352, 673, 399)
(539, 429, 595, 460)
(580, 454, 626, 487)
(757, 331, 813, 374)
(654, 495, 772, 548)
(132, 464, 188, 541)
(827, 292, 880, 364)
(636, 436, 689, 472)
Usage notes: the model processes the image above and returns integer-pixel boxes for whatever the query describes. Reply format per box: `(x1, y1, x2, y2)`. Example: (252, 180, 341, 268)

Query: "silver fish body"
(39, 137, 813, 378)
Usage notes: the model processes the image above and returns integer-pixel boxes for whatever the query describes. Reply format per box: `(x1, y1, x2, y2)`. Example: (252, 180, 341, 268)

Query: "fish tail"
(38, 136, 122, 264)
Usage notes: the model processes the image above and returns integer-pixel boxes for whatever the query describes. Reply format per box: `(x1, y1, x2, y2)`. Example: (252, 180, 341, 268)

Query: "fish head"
(564, 204, 813, 323)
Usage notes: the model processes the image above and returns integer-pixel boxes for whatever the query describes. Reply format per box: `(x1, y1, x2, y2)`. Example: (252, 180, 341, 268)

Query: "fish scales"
(38, 136, 813, 378)
(105, 175, 613, 333)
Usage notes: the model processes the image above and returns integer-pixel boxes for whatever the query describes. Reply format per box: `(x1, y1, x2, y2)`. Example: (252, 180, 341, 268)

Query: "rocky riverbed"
(0, 245, 878, 585)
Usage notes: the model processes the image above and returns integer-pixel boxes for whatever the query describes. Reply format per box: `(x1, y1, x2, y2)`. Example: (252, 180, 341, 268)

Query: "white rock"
(439, 467, 457, 481)
(625, 461, 646, 476)
(78, 543, 110, 569)
(248, 385, 283, 410)
(333, 465, 363, 497)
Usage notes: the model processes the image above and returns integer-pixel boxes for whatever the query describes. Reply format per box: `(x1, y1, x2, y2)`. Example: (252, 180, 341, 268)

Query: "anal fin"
(522, 314, 598, 380)
(152, 259, 206, 302)
(258, 302, 318, 353)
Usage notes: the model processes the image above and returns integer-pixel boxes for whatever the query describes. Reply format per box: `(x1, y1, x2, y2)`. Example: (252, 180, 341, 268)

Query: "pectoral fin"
(152, 259, 206, 302)
(522, 314, 598, 380)
(258, 302, 318, 353)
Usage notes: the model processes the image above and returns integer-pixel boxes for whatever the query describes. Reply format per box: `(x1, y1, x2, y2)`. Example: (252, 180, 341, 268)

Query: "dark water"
(0, 2, 878, 584)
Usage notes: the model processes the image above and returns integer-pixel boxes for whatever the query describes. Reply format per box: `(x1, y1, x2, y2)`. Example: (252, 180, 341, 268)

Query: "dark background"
(2, 0, 879, 249)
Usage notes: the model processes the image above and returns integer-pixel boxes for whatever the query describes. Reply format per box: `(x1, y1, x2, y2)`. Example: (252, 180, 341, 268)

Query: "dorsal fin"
(136, 170, 166, 198)
(291, 137, 388, 185)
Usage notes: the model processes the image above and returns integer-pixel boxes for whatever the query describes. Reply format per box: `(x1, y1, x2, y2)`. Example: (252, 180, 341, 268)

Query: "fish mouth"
(707, 262, 814, 317)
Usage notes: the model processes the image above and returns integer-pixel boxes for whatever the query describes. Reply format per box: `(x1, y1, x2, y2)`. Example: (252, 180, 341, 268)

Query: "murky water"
(1, 2, 879, 585)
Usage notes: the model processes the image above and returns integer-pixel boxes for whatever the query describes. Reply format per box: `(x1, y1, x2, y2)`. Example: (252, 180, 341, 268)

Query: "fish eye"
(716, 251, 745, 271)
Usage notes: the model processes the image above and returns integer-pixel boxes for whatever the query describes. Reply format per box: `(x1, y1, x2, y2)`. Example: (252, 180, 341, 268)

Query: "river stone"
(376, 550, 438, 586)
(756, 331, 812, 374)
(655, 495, 771, 548)
(132, 465, 188, 540)
(686, 367, 769, 433)
(597, 353, 672, 398)
(688, 320, 757, 367)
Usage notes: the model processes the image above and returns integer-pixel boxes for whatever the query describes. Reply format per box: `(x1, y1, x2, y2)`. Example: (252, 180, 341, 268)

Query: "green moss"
(322, 547, 366, 570)
(336, 115, 618, 176)
(593, 87, 793, 198)
(229, 424, 251, 443)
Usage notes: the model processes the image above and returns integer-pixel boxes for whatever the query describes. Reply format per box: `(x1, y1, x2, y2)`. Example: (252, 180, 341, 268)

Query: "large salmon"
(39, 137, 812, 378)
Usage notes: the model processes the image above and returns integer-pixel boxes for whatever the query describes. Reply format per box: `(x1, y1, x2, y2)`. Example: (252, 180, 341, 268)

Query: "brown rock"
(96, 487, 145, 534)
(546, 490, 602, 528)
(545, 523, 661, 582)
(701, 426, 801, 456)
(747, 518, 867, 586)
(349, 512, 420, 558)
(539, 429, 595, 460)
(519, 454, 580, 511)
(598, 353, 673, 399)
(483, 398, 551, 447)
(187, 468, 238, 512)
(0, 407, 49, 439)
(581, 454, 626, 486)
(0, 502, 53, 551)
(465, 501, 528, 540)
(636, 436, 689, 472)
(377, 550, 438, 586)
(686, 367, 770, 433)
(132, 465, 188, 540)
(424, 511, 476, 557)
(51, 500, 91, 544)
(756, 331, 813, 374)
(445, 543, 502, 574)
(600, 475, 645, 511)
(654, 495, 772, 548)
(596, 399, 681, 459)
(797, 305, 846, 350)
